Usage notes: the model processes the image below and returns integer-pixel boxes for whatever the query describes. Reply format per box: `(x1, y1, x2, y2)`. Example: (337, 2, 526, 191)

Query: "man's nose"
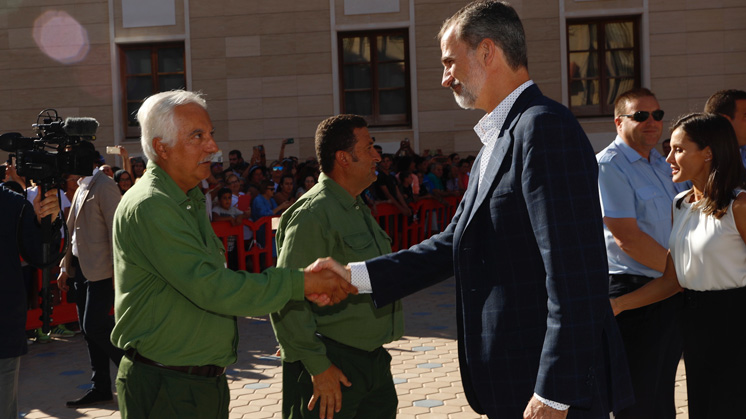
(205, 135, 219, 152)
(442, 68, 454, 88)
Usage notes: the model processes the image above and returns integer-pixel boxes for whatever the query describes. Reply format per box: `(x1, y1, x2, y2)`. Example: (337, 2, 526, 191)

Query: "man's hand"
(610, 298, 623, 316)
(523, 395, 568, 419)
(303, 258, 357, 306)
(33, 188, 61, 224)
(57, 271, 69, 292)
(6, 163, 25, 186)
(307, 257, 351, 283)
(308, 364, 351, 419)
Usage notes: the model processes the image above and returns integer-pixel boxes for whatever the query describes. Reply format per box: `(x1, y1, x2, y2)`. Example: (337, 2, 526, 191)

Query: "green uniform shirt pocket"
(342, 232, 377, 260)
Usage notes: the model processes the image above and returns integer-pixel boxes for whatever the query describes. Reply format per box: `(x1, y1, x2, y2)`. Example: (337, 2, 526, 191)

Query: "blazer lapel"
(462, 84, 541, 231)
(457, 147, 484, 232)
(75, 171, 98, 216)
(464, 134, 511, 230)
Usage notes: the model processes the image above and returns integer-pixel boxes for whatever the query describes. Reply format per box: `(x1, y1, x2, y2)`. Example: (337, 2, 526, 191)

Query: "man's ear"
(479, 38, 496, 66)
(153, 137, 168, 160)
(335, 150, 349, 168)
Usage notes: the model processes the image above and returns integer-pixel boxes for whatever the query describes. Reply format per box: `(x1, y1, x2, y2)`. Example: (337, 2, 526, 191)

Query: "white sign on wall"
(122, 0, 176, 28)
(344, 0, 399, 15)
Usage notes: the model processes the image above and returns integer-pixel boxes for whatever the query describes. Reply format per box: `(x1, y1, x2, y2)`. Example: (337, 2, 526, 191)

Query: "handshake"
(302, 258, 357, 306)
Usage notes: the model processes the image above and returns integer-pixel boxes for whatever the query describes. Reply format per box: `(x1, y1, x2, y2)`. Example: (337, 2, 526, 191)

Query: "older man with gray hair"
(111, 90, 357, 418)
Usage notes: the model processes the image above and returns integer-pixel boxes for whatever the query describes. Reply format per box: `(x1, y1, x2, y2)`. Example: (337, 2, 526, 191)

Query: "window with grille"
(338, 30, 411, 127)
(567, 17, 640, 117)
(120, 43, 185, 138)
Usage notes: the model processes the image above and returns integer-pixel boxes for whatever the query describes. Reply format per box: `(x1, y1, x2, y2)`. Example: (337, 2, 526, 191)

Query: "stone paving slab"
(18, 278, 688, 418)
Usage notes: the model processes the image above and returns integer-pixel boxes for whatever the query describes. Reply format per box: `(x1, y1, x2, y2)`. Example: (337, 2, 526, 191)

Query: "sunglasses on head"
(620, 110, 665, 123)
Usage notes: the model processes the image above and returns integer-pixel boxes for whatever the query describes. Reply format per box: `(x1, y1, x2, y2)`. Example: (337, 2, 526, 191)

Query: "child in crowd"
(212, 188, 250, 270)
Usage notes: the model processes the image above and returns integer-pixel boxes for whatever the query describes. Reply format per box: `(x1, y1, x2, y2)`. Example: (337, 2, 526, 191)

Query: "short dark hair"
(229, 150, 242, 159)
(315, 114, 368, 174)
(704, 89, 746, 119)
(247, 165, 265, 181)
(259, 179, 275, 192)
(216, 187, 232, 200)
(438, 0, 528, 71)
(614, 87, 657, 118)
(672, 113, 745, 219)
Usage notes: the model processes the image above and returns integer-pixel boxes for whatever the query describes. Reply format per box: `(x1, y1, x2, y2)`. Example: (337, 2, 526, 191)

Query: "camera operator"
(56, 142, 125, 408)
(0, 184, 61, 419)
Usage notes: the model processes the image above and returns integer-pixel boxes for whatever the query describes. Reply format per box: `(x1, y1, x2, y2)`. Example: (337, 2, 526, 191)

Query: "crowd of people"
(1, 1, 745, 419)
(197, 140, 472, 225)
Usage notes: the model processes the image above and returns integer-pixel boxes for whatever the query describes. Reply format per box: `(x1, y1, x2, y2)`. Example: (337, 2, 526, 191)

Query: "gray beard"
(453, 89, 478, 109)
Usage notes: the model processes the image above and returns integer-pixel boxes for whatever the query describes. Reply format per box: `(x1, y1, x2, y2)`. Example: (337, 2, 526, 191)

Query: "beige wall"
(1, 0, 744, 167)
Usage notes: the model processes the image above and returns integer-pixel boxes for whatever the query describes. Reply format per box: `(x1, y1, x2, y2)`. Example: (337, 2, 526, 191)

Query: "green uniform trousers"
(282, 338, 397, 419)
(116, 355, 229, 419)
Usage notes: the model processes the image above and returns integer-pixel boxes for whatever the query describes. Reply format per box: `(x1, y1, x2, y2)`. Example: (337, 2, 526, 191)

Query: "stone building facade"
(1, 0, 744, 165)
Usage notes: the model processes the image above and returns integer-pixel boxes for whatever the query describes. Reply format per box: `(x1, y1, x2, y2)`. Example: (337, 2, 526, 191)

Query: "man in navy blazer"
(325, 1, 635, 418)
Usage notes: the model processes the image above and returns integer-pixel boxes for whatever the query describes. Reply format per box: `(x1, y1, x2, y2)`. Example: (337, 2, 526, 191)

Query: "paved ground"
(18, 277, 689, 418)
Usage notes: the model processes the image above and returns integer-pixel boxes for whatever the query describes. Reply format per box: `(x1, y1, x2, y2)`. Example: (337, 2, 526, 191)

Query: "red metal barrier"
(242, 216, 277, 273)
(443, 195, 462, 224)
(210, 216, 277, 273)
(374, 203, 404, 251)
(211, 221, 248, 271)
(25, 268, 79, 331)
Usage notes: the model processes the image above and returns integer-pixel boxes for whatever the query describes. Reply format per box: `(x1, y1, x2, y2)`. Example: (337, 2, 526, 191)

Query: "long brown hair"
(673, 113, 746, 218)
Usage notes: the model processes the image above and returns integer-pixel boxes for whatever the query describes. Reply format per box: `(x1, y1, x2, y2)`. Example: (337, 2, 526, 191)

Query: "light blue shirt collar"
(613, 135, 665, 164)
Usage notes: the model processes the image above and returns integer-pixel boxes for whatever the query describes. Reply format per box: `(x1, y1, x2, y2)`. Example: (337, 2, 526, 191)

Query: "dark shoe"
(65, 389, 113, 408)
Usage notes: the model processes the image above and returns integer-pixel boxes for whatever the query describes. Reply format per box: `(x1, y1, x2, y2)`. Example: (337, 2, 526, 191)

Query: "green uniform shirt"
(271, 173, 404, 375)
(111, 162, 305, 368)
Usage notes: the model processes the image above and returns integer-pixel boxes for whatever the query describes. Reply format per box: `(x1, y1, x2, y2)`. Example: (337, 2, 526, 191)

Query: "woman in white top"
(225, 173, 245, 208)
(610, 113, 746, 418)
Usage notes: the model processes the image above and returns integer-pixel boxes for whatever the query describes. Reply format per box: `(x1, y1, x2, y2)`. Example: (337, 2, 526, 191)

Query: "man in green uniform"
(111, 90, 356, 419)
(271, 114, 404, 419)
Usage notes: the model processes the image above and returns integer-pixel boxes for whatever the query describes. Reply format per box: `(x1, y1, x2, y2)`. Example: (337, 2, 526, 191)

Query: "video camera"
(0, 109, 98, 189)
(1, 109, 99, 333)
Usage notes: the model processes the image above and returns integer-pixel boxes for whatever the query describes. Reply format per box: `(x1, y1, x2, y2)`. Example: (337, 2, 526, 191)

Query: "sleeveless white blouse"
(669, 189, 746, 291)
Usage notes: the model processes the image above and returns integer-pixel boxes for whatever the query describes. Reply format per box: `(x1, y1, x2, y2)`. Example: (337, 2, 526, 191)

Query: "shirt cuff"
(349, 262, 373, 294)
(534, 393, 569, 411)
(300, 354, 332, 376)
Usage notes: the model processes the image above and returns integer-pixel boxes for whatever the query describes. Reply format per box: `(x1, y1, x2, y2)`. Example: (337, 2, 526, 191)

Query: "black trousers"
(683, 287, 746, 419)
(72, 257, 125, 394)
(610, 274, 683, 419)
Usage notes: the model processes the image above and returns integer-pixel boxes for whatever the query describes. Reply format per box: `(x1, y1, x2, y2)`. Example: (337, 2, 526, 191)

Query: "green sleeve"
(130, 197, 305, 317)
(271, 210, 333, 375)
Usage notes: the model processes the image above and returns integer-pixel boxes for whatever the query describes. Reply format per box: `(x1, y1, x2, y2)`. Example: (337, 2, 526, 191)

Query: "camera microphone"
(63, 117, 99, 138)
(0, 132, 34, 152)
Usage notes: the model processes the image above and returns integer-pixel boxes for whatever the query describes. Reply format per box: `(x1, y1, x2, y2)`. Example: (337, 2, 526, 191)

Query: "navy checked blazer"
(366, 85, 634, 418)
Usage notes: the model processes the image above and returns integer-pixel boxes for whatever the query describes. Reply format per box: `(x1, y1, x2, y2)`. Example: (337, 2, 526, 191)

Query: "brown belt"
(125, 349, 226, 378)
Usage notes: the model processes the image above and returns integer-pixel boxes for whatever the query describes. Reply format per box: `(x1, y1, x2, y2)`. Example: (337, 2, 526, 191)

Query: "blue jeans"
(0, 356, 20, 419)
(72, 257, 125, 394)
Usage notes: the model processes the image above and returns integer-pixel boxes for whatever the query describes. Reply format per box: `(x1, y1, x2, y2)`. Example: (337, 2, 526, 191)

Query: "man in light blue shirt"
(597, 88, 686, 419)
(704, 89, 746, 168)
